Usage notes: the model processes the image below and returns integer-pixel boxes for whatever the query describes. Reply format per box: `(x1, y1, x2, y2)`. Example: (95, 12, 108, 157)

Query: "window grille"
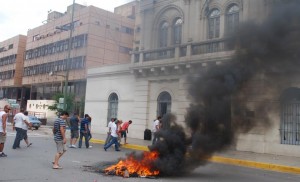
(280, 102, 300, 145)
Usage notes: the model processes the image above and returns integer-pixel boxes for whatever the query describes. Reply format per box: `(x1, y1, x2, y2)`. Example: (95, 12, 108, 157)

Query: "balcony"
(143, 47, 175, 61)
(132, 38, 235, 64)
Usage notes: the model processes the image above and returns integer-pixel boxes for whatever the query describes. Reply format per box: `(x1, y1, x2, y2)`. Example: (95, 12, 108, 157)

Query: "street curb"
(209, 156, 300, 175)
(90, 139, 149, 151)
(90, 139, 300, 175)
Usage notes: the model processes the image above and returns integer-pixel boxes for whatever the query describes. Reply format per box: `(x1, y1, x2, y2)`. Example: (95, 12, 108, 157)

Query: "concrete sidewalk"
(90, 132, 300, 175)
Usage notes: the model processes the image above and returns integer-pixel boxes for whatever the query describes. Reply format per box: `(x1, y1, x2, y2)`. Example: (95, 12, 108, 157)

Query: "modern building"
(85, 0, 300, 157)
(0, 2, 135, 112)
(0, 35, 27, 104)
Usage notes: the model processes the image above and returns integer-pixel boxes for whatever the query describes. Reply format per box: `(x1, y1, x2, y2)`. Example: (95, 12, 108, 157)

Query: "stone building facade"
(86, 0, 300, 157)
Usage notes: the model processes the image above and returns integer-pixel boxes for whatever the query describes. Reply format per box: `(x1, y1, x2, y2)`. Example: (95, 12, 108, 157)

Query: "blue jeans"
(104, 136, 119, 151)
(78, 132, 89, 148)
(13, 127, 24, 149)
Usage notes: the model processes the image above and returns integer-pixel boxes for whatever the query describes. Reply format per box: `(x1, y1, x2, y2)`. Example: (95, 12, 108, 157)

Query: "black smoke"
(148, 0, 300, 176)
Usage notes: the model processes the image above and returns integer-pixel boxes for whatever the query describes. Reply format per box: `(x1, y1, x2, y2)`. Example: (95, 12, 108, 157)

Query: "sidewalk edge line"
(209, 156, 300, 175)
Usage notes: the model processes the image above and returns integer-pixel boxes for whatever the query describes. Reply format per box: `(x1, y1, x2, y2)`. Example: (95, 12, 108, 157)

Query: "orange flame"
(105, 151, 160, 177)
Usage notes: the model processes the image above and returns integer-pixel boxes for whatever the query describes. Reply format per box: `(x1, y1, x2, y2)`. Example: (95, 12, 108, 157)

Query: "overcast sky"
(0, 0, 133, 42)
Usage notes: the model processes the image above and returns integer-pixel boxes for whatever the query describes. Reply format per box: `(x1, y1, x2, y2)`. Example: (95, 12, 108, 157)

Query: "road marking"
(6, 132, 50, 138)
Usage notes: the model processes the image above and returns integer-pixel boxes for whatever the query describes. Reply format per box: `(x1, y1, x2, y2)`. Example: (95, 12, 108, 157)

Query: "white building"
(85, 0, 300, 157)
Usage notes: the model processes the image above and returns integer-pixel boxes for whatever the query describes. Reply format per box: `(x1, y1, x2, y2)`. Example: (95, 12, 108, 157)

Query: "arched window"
(226, 4, 239, 35)
(208, 9, 220, 39)
(157, 91, 172, 117)
(159, 21, 169, 47)
(107, 93, 118, 124)
(173, 18, 183, 44)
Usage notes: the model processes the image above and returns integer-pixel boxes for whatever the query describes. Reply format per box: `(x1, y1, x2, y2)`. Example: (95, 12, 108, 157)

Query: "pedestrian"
(12, 109, 28, 149)
(69, 113, 80, 148)
(117, 119, 123, 145)
(104, 119, 120, 152)
(22, 111, 33, 147)
(104, 118, 115, 145)
(85, 114, 92, 148)
(0, 105, 10, 157)
(78, 116, 90, 148)
(120, 120, 132, 145)
(152, 116, 161, 145)
(52, 111, 69, 169)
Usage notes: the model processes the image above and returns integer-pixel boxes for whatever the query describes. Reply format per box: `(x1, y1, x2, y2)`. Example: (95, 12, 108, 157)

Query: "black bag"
(144, 129, 152, 140)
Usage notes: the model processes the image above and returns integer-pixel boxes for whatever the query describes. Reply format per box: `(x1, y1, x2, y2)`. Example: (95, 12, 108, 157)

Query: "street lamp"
(55, 0, 75, 111)
(49, 71, 66, 110)
(49, 71, 65, 92)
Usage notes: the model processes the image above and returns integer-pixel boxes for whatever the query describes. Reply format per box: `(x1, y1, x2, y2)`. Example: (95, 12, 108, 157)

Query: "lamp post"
(49, 71, 66, 109)
(55, 0, 75, 111)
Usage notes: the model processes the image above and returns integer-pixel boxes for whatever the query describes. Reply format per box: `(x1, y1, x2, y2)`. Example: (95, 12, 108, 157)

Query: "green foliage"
(48, 92, 75, 114)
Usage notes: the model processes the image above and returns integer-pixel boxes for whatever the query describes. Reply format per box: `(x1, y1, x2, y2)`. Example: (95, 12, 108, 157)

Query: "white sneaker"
(72, 145, 77, 148)
(89, 146, 92, 148)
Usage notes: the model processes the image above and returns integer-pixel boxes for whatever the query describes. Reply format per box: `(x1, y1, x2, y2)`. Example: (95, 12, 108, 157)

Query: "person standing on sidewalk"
(0, 105, 10, 157)
(85, 114, 92, 148)
(152, 116, 161, 145)
(52, 111, 69, 169)
(21, 111, 33, 147)
(104, 118, 115, 145)
(104, 119, 120, 151)
(120, 120, 132, 145)
(78, 116, 90, 148)
(69, 113, 79, 148)
(12, 109, 27, 149)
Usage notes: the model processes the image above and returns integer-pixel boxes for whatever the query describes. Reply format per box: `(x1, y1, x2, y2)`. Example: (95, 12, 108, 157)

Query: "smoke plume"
(147, 0, 300, 176)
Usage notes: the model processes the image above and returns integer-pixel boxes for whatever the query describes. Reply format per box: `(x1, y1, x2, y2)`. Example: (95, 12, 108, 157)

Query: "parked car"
(28, 115, 42, 130)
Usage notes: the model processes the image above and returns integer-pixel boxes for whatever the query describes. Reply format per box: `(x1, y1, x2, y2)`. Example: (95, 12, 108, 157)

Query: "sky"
(0, 0, 133, 42)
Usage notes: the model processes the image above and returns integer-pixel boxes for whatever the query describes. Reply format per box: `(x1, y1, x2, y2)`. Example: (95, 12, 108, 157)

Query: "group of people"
(0, 106, 34, 158)
(69, 113, 92, 149)
(0, 105, 136, 169)
(103, 118, 133, 152)
(52, 112, 92, 169)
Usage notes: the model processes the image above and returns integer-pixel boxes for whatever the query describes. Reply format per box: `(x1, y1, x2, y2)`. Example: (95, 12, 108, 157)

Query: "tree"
(48, 92, 75, 115)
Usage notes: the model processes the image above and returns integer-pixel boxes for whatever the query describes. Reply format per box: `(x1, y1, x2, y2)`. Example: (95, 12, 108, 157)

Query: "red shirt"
(121, 121, 130, 131)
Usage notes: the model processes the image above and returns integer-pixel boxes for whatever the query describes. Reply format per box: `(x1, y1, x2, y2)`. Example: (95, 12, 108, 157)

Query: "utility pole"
(63, 0, 75, 111)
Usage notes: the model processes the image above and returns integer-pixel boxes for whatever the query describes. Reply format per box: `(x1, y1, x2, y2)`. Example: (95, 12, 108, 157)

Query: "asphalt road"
(0, 126, 299, 182)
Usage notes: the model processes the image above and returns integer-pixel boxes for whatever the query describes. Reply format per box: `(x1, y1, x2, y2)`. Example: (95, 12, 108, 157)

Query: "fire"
(105, 151, 160, 177)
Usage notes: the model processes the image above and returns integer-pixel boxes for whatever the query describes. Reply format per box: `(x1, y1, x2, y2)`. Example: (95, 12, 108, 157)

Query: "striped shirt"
(53, 117, 66, 141)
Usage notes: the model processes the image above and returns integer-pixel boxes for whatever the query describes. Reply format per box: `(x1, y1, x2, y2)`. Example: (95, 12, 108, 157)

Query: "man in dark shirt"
(52, 111, 69, 169)
(69, 113, 79, 148)
(78, 116, 90, 148)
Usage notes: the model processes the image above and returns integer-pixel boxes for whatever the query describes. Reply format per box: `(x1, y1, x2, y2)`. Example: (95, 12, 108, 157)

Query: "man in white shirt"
(104, 119, 120, 151)
(22, 111, 32, 147)
(152, 116, 161, 145)
(0, 105, 11, 157)
(104, 118, 115, 145)
(12, 109, 30, 149)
